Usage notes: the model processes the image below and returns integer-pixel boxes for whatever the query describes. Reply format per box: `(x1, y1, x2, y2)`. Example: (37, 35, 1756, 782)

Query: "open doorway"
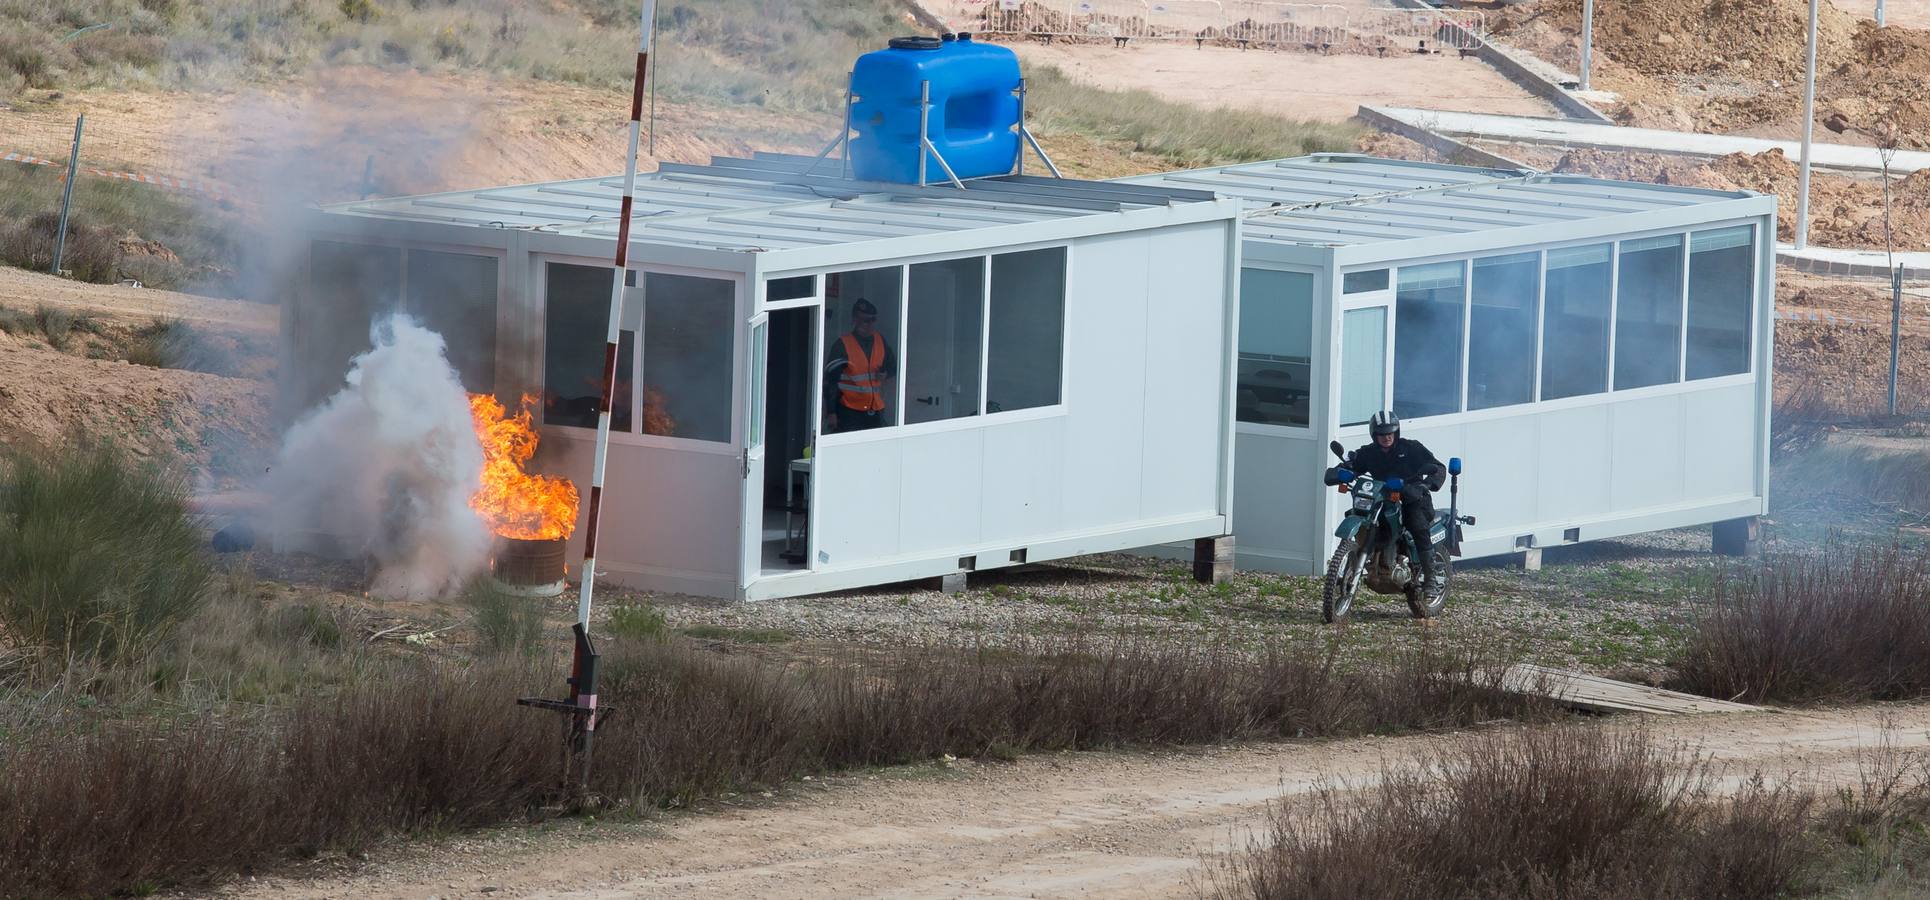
(759, 305, 817, 571)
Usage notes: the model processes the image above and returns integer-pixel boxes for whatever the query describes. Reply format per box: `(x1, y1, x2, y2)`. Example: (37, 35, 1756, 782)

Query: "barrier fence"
(937, 0, 1486, 51)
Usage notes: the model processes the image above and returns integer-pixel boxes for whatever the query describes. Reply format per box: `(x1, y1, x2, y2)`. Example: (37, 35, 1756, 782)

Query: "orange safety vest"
(837, 333, 888, 413)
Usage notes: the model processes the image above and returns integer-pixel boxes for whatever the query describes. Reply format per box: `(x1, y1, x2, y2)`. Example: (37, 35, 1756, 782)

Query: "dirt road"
(214, 704, 1930, 900)
(1010, 41, 1557, 123)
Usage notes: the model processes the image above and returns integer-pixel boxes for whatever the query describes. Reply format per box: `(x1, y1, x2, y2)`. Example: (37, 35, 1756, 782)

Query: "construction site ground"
(199, 703, 1930, 900)
(1006, 40, 1559, 123)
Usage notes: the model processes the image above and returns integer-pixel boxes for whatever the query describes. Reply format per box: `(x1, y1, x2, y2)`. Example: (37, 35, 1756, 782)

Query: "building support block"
(935, 572, 968, 594)
(1713, 516, 1761, 557)
(1193, 535, 1234, 585)
(1520, 547, 1543, 572)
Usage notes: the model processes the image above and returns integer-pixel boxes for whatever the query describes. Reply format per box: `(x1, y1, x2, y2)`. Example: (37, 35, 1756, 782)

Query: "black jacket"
(1349, 437, 1444, 491)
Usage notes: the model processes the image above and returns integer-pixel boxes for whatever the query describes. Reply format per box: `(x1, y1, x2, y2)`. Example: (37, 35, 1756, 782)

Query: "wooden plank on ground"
(1500, 664, 1767, 716)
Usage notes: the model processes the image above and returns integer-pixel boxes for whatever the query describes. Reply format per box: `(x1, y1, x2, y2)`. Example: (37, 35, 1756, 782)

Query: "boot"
(1417, 542, 1442, 598)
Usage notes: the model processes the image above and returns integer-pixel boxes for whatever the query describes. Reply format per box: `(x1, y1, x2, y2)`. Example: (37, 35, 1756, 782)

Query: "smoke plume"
(269, 314, 492, 600)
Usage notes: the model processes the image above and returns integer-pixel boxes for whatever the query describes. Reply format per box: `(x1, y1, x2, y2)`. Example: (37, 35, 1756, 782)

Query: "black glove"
(1423, 464, 1446, 492)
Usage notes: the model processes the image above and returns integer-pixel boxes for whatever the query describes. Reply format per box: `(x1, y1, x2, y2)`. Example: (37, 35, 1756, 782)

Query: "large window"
(1393, 261, 1465, 418)
(405, 249, 497, 394)
(1468, 252, 1538, 411)
(987, 248, 1066, 414)
(1614, 234, 1685, 390)
(542, 263, 626, 431)
(1686, 226, 1754, 380)
(304, 241, 400, 405)
(641, 273, 735, 442)
(1237, 267, 1313, 427)
(905, 258, 986, 425)
(824, 266, 903, 432)
(1339, 306, 1388, 427)
(1541, 244, 1612, 401)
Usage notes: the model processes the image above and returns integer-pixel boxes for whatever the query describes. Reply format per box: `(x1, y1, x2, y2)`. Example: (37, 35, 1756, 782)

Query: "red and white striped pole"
(578, 0, 659, 632)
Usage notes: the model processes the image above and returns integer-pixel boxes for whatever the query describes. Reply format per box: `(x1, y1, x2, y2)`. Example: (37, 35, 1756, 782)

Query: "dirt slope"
(212, 703, 1930, 900)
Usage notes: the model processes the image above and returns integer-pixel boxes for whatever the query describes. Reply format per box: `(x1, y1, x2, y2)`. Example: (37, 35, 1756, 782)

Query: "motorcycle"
(1319, 440, 1475, 623)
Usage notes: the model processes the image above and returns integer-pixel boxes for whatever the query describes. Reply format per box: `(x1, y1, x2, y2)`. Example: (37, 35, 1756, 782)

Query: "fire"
(468, 393, 580, 541)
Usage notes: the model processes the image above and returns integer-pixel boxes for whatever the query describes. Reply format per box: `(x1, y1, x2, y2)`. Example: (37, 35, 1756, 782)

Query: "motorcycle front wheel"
(1322, 537, 1365, 623)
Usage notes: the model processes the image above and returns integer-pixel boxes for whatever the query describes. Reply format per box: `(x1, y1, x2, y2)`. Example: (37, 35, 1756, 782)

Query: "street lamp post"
(1795, 0, 1818, 250)
(1579, 0, 1594, 92)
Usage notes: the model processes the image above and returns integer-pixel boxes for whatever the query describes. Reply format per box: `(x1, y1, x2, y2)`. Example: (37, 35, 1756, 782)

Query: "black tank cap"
(888, 36, 943, 50)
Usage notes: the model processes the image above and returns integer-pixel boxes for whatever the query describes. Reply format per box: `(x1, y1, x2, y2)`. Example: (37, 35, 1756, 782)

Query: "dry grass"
(1671, 544, 1930, 705)
(0, 626, 1548, 898)
(1208, 724, 1816, 900)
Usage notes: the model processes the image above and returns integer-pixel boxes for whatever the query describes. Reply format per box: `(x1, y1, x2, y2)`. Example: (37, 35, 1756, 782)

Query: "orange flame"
(468, 393, 580, 541)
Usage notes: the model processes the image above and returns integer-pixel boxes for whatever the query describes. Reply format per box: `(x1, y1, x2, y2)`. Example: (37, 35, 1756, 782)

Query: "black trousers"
(1402, 492, 1436, 568)
(835, 407, 884, 432)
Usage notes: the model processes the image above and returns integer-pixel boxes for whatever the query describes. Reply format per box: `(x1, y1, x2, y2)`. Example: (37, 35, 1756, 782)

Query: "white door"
(739, 312, 769, 592)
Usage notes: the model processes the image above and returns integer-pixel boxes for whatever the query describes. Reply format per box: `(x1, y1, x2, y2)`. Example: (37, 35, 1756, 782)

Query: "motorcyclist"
(1346, 411, 1446, 597)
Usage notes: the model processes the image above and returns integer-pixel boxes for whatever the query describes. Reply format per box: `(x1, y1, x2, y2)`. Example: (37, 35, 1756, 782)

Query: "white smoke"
(269, 314, 493, 599)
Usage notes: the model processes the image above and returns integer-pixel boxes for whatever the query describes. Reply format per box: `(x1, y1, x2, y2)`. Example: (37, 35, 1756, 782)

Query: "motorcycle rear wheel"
(1322, 537, 1364, 623)
(1406, 552, 1450, 619)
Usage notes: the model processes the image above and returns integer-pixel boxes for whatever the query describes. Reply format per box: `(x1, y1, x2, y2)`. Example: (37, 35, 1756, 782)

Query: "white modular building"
(292, 155, 1243, 600)
(1123, 154, 1777, 573)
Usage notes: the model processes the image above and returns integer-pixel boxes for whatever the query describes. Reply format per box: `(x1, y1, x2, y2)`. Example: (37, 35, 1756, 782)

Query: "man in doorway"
(824, 298, 895, 433)
(1347, 410, 1447, 597)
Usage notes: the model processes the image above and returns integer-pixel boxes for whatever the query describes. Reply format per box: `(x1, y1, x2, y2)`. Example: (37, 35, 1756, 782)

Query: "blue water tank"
(849, 35, 1022, 184)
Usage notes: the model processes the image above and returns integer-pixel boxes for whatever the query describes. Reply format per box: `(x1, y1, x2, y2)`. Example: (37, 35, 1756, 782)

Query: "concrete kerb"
(1387, 0, 1615, 124)
(1355, 106, 1538, 170)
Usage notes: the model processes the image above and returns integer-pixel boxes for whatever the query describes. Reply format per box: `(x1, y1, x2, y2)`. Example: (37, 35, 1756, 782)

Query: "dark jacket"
(1349, 437, 1444, 490)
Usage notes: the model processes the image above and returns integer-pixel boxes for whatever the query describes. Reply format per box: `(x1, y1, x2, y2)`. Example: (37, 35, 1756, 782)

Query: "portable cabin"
(1121, 154, 1777, 573)
(289, 155, 1243, 600)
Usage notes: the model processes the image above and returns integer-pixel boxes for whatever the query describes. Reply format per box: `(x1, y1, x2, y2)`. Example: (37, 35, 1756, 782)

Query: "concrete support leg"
(1713, 516, 1762, 557)
(1519, 547, 1543, 572)
(1193, 535, 1234, 585)
(934, 572, 968, 594)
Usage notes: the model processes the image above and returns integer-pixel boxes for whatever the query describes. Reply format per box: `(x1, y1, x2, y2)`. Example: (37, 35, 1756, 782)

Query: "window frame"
(1327, 213, 1762, 432)
(774, 240, 1075, 449)
(534, 253, 746, 456)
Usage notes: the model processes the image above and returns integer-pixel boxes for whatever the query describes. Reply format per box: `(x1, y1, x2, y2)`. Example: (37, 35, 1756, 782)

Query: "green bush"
(606, 602, 666, 641)
(0, 442, 212, 667)
(465, 580, 544, 655)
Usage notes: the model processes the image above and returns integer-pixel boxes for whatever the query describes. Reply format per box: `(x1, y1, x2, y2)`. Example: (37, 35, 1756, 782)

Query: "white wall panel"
(1684, 384, 1759, 499)
(542, 436, 739, 583)
(811, 437, 904, 568)
(1456, 416, 1539, 531)
(1233, 431, 1320, 561)
(981, 417, 1067, 540)
(1060, 231, 1151, 531)
(1610, 394, 1686, 511)
(898, 428, 986, 555)
(1141, 222, 1229, 520)
(1535, 405, 1613, 521)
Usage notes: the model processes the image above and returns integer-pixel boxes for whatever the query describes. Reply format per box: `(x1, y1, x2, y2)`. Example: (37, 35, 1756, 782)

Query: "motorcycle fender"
(1334, 515, 1367, 541)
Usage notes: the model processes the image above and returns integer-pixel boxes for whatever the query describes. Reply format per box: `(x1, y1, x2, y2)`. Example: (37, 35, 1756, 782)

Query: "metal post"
(1891, 265, 1904, 417)
(50, 115, 83, 276)
(647, 7, 660, 157)
(804, 76, 854, 177)
(918, 79, 932, 187)
(1015, 79, 1027, 176)
(1579, 0, 1594, 92)
(1878, 0, 1887, 27)
(1795, 0, 1818, 250)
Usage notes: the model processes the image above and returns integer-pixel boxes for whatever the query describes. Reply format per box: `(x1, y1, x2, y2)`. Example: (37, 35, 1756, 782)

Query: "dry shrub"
(1208, 725, 1816, 900)
(0, 661, 556, 899)
(0, 630, 1546, 897)
(0, 212, 122, 284)
(1671, 544, 1930, 704)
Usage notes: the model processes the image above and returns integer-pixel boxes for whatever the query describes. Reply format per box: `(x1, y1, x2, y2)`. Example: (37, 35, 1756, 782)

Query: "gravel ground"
(234, 429, 1930, 682)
